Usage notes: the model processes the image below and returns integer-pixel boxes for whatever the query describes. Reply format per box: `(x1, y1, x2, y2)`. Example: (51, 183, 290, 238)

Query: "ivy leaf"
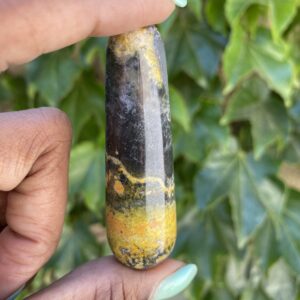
(283, 131, 300, 163)
(205, 0, 228, 35)
(170, 86, 191, 132)
(26, 47, 81, 105)
(175, 210, 228, 281)
(0, 74, 28, 110)
(241, 288, 272, 300)
(269, 0, 298, 38)
(264, 259, 297, 300)
(195, 151, 281, 247)
(194, 152, 237, 209)
(225, 0, 257, 24)
(69, 142, 105, 215)
(223, 27, 294, 103)
(60, 72, 105, 141)
(287, 18, 300, 74)
(174, 100, 230, 162)
(189, 0, 202, 20)
(225, 0, 297, 38)
(254, 220, 280, 271)
(222, 77, 289, 158)
(225, 0, 261, 24)
(211, 287, 236, 300)
(0, 76, 13, 102)
(47, 221, 101, 278)
(277, 189, 300, 274)
(283, 100, 300, 162)
(165, 12, 224, 86)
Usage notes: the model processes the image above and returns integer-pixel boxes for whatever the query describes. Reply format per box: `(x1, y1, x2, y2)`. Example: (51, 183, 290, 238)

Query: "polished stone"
(105, 26, 176, 269)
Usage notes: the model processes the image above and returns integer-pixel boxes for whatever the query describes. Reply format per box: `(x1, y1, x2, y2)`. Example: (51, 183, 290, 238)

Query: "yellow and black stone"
(105, 26, 177, 270)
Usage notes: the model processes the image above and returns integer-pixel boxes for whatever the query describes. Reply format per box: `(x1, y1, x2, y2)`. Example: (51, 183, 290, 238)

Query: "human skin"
(0, 1, 187, 299)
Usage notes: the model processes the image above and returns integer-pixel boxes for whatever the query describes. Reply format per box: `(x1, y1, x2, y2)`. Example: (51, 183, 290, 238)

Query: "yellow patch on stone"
(113, 180, 125, 196)
(110, 27, 163, 86)
(106, 202, 177, 269)
(107, 155, 174, 198)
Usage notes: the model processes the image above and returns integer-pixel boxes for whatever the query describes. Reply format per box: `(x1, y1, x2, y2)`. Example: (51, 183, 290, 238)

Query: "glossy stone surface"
(105, 26, 177, 270)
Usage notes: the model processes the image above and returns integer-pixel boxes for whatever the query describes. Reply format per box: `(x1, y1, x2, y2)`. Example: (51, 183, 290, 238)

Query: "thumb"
(0, 0, 175, 72)
(26, 256, 197, 300)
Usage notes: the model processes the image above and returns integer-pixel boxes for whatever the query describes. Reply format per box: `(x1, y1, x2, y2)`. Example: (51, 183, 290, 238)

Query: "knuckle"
(31, 224, 61, 253)
(1, 230, 51, 276)
(8, 210, 61, 254)
(36, 107, 72, 144)
(108, 274, 139, 300)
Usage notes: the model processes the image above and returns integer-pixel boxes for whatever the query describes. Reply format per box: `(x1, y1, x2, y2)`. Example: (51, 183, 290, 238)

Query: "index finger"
(0, 0, 175, 71)
(0, 108, 72, 299)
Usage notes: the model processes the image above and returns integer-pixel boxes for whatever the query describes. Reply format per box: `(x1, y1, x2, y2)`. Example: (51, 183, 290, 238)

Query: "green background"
(1, 0, 300, 299)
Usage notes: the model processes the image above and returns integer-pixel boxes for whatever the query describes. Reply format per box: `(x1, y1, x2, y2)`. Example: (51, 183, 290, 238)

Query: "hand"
(0, 0, 175, 72)
(0, 108, 72, 299)
(0, 1, 198, 299)
(0, 109, 197, 300)
(27, 256, 197, 300)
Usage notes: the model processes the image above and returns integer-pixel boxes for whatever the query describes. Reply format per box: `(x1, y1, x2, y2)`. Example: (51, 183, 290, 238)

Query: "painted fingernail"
(173, 0, 187, 8)
(153, 264, 198, 300)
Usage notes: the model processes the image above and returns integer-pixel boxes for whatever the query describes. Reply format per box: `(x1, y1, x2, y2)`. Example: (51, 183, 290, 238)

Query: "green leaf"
(211, 287, 236, 300)
(194, 152, 237, 209)
(240, 287, 272, 300)
(60, 72, 105, 141)
(225, 0, 297, 38)
(264, 259, 297, 300)
(195, 150, 282, 246)
(165, 12, 224, 86)
(269, 0, 298, 38)
(47, 221, 101, 277)
(69, 142, 105, 215)
(205, 0, 228, 35)
(0, 76, 12, 102)
(243, 4, 266, 36)
(223, 27, 294, 103)
(175, 210, 228, 281)
(26, 47, 81, 105)
(254, 220, 280, 271)
(287, 18, 300, 74)
(283, 131, 300, 163)
(283, 100, 300, 162)
(170, 86, 191, 131)
(0, 74, 29, 110)
(174, 98, 231, 162)
(277, 189, 300, 274)
(189, 0, 202, 20)
(222, 77, 289, 158)
(225, 0, 262, 24)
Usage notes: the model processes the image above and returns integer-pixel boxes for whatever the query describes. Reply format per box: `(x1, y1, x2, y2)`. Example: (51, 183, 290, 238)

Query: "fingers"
(0, 0, 175, 71)
(0, 108, 72, 299)
(94, 0, 175, 36)
(27, 257, 184, 300)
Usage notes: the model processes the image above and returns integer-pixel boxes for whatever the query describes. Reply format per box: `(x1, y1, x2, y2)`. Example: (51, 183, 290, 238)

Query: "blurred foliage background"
(1, 0, 300, 299)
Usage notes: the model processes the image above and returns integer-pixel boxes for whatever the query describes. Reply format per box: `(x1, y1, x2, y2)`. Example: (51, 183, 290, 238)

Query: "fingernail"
(153, 264, 198, 300)
(173, 0, 187, 8)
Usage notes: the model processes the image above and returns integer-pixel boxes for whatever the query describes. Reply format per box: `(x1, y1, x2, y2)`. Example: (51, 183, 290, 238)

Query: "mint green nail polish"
(153, 264, 198, 300)
(173, 0, 187, 8)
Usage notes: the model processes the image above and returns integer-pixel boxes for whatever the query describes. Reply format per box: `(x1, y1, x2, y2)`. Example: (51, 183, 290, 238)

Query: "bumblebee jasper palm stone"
(105, 26, 177, 270)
